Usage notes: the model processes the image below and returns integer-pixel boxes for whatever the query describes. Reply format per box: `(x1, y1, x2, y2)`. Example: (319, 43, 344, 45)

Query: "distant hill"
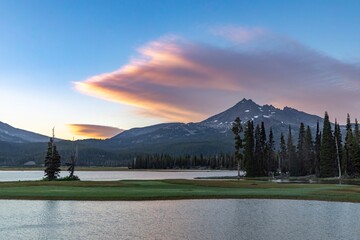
(0, 121, 50, 143)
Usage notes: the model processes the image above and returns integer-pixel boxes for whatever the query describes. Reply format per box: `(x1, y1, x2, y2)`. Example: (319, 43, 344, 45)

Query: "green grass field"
(0, 179, 359, 202)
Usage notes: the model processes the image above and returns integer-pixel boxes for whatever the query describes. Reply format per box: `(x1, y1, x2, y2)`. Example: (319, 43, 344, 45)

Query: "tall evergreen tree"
(334, 120, 343, 177)
(279, 133, 287, 173)
(260, 122, 268, 174)
(232, 117, 243, 178)
(287, 126, 296, 176)
(353, 119, 360, 175)
(254, 124, 264, 176)
(344, 114, 353, 176)
(314, 121, 321, 177)
(243, 121, 256, 177)
(320, 112, 337, 177)
(304, 126, 314, 175)
(44, 137, 61, 180)
(296, 123, 306, 176)
(267, 128, 276, 174)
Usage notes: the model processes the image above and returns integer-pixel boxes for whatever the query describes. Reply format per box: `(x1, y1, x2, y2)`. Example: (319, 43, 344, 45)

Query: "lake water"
(0, 170, 239, 182)
(0, 199, 359, 240)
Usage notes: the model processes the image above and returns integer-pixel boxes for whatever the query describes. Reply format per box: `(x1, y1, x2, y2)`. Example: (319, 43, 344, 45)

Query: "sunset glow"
(76, 33, 360, 125)
(0, 1, 359, 139)
(67, 124, 123, 139)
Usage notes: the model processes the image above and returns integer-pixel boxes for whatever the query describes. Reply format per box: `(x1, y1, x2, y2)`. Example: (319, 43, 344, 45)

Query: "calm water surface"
(0, 199, 359, 240)
(0, 170, 238, 182)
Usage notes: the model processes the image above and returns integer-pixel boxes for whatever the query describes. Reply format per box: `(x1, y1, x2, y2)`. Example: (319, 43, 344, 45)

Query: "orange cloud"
(75, 37, 243, 122)
(75, 31, 360, 124)
(67, 124, 123, 139)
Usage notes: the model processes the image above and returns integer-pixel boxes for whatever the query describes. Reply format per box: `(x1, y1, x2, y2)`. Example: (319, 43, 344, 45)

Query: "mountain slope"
(108, 121, 233, 154)
(0, 99, 327, 166)
(0, 121, 50, 143)
(202, 98, 322, 129)
(109, 98, 324, 154)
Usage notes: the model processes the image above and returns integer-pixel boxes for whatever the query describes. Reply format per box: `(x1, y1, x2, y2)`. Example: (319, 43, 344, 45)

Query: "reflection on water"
(0, 170, 238, 181)
(0, 199, 359, 240)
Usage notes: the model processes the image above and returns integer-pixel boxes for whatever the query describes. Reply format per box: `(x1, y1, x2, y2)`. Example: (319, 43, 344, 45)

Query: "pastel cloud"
(68, 124, 123, 139)
(75, 29, 360, 123)
(210, 26, 267, 43)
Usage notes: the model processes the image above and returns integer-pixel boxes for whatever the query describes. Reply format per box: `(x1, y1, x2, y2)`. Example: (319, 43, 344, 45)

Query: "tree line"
(130, 112, 360, 178)
(130, 153, 237, 170)
(232, 112, 360, 178)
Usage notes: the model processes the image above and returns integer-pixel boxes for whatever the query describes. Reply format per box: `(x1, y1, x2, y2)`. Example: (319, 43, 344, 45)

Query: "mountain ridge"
(0, 99, 335, 166)
(0, 121, 50, 143)
(108, 98, 325, 155)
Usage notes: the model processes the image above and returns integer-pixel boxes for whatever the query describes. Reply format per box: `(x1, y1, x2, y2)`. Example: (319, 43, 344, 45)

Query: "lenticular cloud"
(75, 29, 360, 122)
(67, 124, 123, 139)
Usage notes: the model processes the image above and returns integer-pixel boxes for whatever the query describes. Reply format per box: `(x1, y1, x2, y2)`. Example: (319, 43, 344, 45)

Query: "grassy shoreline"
(0, 179, 359, 203)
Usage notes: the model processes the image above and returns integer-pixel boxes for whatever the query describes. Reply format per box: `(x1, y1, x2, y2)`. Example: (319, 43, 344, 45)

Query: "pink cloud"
(75, 30, 360, 123)
(210, 25, 267, 43)
(67, 124, 123, 139)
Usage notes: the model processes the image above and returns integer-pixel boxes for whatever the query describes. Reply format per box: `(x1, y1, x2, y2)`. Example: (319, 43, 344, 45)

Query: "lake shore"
(0, 167, 232, 172)
(0, 167, 130, 171)
(0, 179, 359, 203)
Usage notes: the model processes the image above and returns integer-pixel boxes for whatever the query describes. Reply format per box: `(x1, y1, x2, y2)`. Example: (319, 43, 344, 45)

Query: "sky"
(0, 0, 359, 140)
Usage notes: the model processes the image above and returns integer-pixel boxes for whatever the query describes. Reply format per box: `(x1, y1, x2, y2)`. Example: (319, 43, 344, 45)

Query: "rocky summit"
(108, 98, 323, 154)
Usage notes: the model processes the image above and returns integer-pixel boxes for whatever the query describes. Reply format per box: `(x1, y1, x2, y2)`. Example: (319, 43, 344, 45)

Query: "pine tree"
(44, 137, 61, 180)
(287, 126, 296, 176)
(232, 117, 243, 178)
(52, 145, 61, 177)
(304, 126, 314, 175)
(44, 139, 54, 179)
(254, 124, 263, 176)
(279, 133, 287, 173)
(296, 123, 306, 176)
(260, 122, 268, 175)
(267, 128, 276, 174)
(320, 112, 336, 177)
(344, 114, 353, 176)
(334, 120, 343, 177)
(243, 121, 256, 177)
(352, 119, 360, 175)
(314, 121, 321, 177)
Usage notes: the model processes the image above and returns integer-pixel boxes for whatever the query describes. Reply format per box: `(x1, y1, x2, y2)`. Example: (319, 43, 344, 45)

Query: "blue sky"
(0, 0, 359, 139)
